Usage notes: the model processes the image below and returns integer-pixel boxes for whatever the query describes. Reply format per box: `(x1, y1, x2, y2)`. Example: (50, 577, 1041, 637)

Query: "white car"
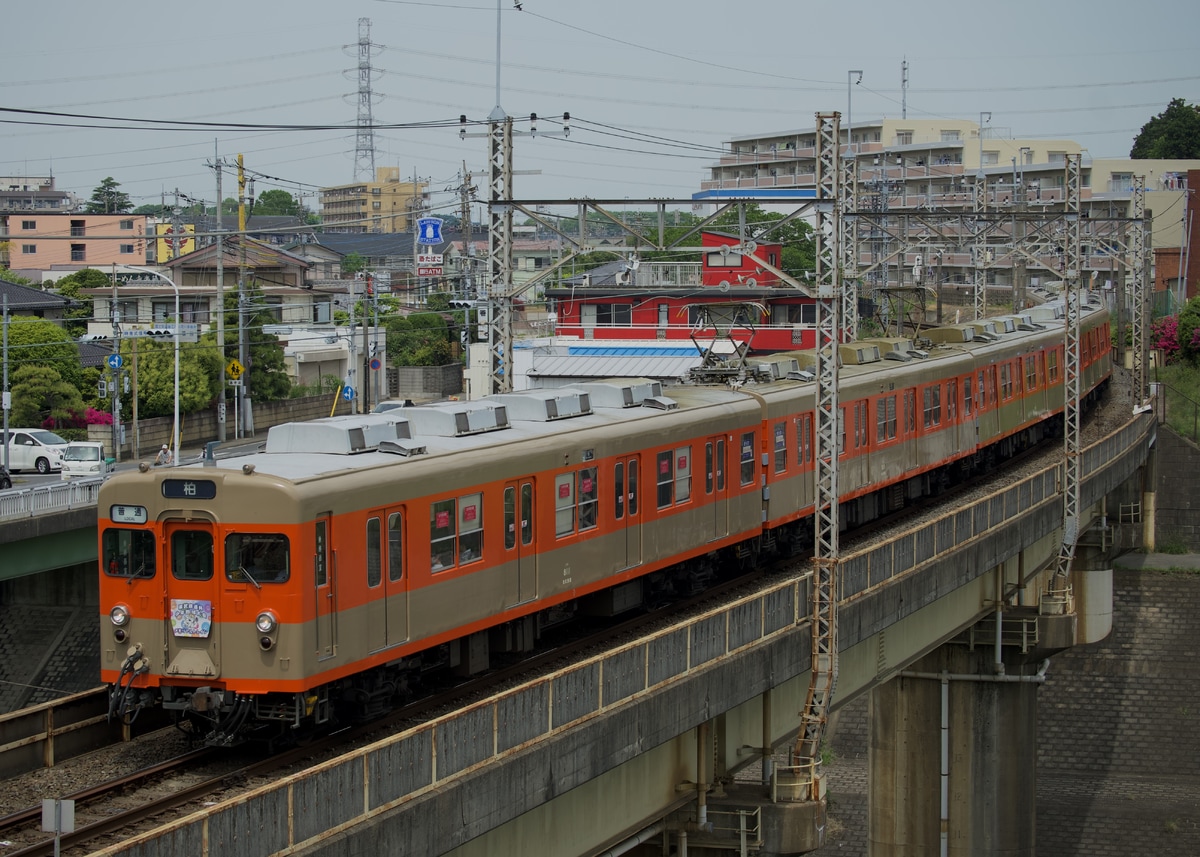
(4, 429, 68, 474)
(60, 441, 114, 480)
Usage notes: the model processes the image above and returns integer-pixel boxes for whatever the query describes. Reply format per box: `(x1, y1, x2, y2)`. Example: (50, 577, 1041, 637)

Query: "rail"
(0, 478, 103, 522)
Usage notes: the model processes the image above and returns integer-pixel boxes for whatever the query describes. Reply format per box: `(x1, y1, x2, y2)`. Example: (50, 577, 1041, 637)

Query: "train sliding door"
(315, 514, 337, 661)
(366, 508, 410, 653)
(615, 456, 642, 569)
(504, 481, 537, 606)
(706, 437, 728, 540)
(163, 520, 221, 679)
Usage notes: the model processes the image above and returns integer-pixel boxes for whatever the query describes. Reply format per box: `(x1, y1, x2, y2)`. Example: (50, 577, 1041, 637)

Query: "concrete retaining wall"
(1154, 427, 1200, 550)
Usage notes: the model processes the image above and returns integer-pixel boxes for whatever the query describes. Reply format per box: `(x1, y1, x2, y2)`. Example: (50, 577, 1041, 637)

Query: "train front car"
(100, 461, 311, 745)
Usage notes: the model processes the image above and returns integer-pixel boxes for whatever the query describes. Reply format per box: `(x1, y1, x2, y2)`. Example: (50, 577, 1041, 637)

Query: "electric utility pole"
(209, 144, 228, 442)
(237, 154, 254, 435)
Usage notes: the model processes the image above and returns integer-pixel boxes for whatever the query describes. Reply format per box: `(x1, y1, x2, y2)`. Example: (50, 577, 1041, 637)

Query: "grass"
(1154, 364, 1200, 442)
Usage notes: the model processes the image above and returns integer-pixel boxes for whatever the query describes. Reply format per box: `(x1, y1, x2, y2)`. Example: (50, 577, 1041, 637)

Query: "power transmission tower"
(353, 18, 380, 182)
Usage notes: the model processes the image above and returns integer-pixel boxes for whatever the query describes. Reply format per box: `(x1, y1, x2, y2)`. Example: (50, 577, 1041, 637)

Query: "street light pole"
(125, 267, 180, 464)
(978, 111, 992, 175)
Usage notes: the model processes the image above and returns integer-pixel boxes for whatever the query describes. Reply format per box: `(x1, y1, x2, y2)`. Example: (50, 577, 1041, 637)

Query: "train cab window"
(739, 432, 755, 486)
(877, 395, 897, 443)
(103, 529, 156, 578)
(366, 518, 382, 587)
(388, 513, 403, 582)
(225, 533, 289, 583)
(923, 385, 941, 429)
(963, 376, 974, 416)
(674, 448, 691, 503)
(459, 493, 483, 562)
(773, 423, 787, 473)
(172, 530, 214, 581)
(656, 451, 673, 509)
(430, 499, 457, 570)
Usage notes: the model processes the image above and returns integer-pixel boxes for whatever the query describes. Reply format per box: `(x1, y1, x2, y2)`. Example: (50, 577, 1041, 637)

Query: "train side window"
(505, 487, 518, 548)
(521, 482, 534, 544)
(877, 394, 897, 443)
(773, 422, 787, 473)
(556, 474, 577, 535)
(715, 440, 725, 490)
(103, 529, 156, 578)
(628, 460, 639, 516)
(1025, 355, 1038, 391)
(922, 385, 941, 428)
(1048, 350, 1059, 383)
(615, 463, 626, 519)
(947, 379, 957, 422)
(904, 390, 916, 434)
(704, 444, 714, 494)
(674, 448, 691, 503)
(430, 499, 457, 571)
(225, 533, 289, 583)
(578, 468, 598, 530)
(963, 376, 974, 416)
(739, 432, 755, 486)
(388, 513, 403, 582)
(366, 517, 382, 587)
(172, 530, 213, 581)
(839, 406, 848, 455)
(656, 451, 673, 509)
(459, 492, 482, 562)
(315, 520, 328, 586)
(795, 416, 812, 465)
(1000, 364, 1013, 400)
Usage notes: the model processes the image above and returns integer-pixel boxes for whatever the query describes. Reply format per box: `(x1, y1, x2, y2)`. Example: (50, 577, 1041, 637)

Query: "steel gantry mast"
(1046, 153, 1084, 605)
(973, 168, 990, 319)
(792, 112, 842, 801)
(841, 152, 859, 340)
(1128, 175, 1150, 405)
(485, 113, 515, 393)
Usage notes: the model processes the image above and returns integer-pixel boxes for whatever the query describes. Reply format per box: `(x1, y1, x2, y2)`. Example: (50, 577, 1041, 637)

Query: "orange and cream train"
(99, 297, 1112, 744)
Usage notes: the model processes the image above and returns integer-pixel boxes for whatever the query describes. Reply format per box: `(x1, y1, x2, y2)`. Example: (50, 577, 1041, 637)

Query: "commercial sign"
(155, 224, 196, 263)
(416, 217, 444, 245)
(417, 253, 443, 266)
(417, 267, 443, 277)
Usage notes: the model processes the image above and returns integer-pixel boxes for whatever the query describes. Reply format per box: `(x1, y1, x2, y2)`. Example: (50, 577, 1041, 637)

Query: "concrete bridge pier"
(868, 644, 1045, 857)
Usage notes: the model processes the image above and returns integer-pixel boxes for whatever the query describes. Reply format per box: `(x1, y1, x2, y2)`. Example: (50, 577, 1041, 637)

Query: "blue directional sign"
(342, 386, 355, 402)
(107, 354, 124, 370)
(416, 217, 444, 245)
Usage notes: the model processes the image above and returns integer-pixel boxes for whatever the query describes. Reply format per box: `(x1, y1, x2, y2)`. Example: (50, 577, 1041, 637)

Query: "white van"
(3, 429, 68, 473)
(60, 441, 114, 480)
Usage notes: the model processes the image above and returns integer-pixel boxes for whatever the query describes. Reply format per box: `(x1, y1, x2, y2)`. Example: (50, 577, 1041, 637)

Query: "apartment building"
(702, 118, 1198, 307)
(4, 213, 149, 275)
(0, 176, 77, 214)
(319, 167, 429, 234)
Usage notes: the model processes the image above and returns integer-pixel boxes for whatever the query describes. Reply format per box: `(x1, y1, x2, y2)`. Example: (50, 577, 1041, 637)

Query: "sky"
(2, 0, 1196, 219)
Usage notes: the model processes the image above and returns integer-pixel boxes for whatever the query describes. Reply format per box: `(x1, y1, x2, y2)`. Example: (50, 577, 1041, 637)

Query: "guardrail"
(0, 477, 103, 522)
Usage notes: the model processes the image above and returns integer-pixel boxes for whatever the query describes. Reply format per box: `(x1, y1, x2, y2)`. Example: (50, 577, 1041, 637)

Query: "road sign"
(226, 359, 245, 379)
(342, 386, 355, 401)
(417, 267, 443, 277)
(227, 379, 243, 387)
(370, 358, 381, 371)
(416, 217, 444, 245)
(107, 354, 123, 370)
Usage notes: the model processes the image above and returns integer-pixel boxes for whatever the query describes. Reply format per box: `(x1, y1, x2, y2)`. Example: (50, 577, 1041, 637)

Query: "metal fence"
(0, 478, 103, 522)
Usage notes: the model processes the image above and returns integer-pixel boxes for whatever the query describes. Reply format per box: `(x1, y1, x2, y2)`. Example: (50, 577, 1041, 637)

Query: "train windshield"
(103, 529, 157, 578)
(225, 533, 290, 584)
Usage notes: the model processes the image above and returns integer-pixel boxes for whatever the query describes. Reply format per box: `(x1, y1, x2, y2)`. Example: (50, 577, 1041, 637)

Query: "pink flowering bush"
(1152, 315, 1181, 364)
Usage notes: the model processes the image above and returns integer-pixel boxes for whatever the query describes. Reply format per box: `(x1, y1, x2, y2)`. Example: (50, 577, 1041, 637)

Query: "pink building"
(8, 213, 149, 272)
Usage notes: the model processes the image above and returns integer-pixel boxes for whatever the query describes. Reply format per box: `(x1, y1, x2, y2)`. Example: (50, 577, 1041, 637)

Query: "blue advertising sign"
(416, 217, 444, 245)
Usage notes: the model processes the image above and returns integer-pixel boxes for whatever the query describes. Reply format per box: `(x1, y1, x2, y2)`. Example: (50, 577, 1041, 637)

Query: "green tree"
(7, 317, 83, 389)
(710, 204, 816, 276)
(84, 177, 132, 214)
(386, 313, 454, 366)
(129, 337, 221, 418)
(254, 189, 302, 217)
(342, 252, 367, 277)
(9, 365, 85, 428)
(219, 285, 292, 402)
(1130, 98, 1200, 159)
(53, 268, 108, 337)
(1175, 296, 1200, 365)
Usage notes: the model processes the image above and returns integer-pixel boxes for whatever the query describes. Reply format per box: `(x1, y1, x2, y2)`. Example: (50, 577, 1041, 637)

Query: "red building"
(545, 231, 821, 351)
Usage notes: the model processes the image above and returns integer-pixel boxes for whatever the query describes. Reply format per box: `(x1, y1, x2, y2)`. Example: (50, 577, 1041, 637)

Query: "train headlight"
(110, 605, 130, 627)
(255, 611, 278, 634)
